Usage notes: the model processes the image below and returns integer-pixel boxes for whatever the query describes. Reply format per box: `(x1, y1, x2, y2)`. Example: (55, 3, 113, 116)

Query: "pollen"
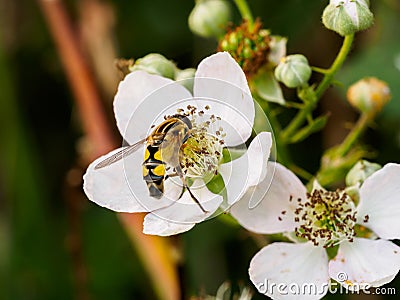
(176, 105, 224, 180)
(294, 188, 356, 248)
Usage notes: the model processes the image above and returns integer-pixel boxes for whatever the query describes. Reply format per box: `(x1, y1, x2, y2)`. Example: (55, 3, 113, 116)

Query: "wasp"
(94, 114, 208, 213)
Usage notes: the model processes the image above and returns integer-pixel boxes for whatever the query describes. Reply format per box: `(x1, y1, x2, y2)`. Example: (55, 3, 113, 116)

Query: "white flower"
(231, 162, 400, 299)
(83, 52, 273, 236)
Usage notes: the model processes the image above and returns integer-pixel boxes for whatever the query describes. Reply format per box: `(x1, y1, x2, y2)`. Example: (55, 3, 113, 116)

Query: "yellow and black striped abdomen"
(142, 144, 165, 199)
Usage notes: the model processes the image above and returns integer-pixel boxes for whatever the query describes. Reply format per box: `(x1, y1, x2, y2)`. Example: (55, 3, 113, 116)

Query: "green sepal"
(206, 173, 229, 212)
(252, 69, 286, 105)
(325, 244, 339, 260)
(221, 147, 246, 163)
(206, 172, 226, 196)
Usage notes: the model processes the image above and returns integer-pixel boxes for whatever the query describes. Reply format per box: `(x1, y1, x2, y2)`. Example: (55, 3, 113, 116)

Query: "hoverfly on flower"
(83, 52, 273, 236)
(94, 112, 216, 213)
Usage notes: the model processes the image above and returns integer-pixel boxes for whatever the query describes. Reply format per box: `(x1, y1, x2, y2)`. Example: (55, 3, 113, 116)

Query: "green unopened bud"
(274, 54, 312, 88)
(346, 160, 381, 187)
(188, 0, 231, 38)
(130, 53, 176, 79)
(347, 77, 391, 114)
(322, 0, 374, 36)
(175, 68, 196, 93)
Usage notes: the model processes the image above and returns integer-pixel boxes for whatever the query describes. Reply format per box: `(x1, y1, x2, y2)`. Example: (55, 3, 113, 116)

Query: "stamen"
(167, 105, 224, 180)
(294, 188, 356, 248)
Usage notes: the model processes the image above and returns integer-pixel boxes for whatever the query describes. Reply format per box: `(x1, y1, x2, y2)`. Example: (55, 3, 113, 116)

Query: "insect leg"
(175, 165, 208, 213)
(164, 172, 179, 180)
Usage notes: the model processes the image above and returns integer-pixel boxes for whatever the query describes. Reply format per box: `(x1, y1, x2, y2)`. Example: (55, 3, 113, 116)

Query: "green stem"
(311, 66, 329, 74)
(255, 95, 290, 163)
(312, 113, 372, 187)
(254, 94, 312, 180)
(288, 164, 313, 181)
(281, 34, 354, 143)
(315, 34, 354, 98)
(233, 0, 254, 24)
(336, 113, 372, 157)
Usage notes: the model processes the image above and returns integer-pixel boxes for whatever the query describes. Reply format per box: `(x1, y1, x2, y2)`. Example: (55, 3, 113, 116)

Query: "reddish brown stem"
(37, 1, 180, 299)
(38, 0, 116, 156)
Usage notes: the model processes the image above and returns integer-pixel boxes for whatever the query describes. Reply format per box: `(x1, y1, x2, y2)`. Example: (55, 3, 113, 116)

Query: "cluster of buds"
(218, 20, 272, 77)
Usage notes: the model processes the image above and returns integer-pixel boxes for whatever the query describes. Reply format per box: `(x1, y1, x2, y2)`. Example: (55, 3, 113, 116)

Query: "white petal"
(148, 182, 223, 225)
(249, 242, 329, 300)
(219, 132, 273, 206)
(244, 132, 272, 187)
(83, 147, 181, 213)
(83, 148, 145, 212)
(143, 213, 195, 236)
(357, 163, 400, 239)
(113, 70, 192, 144)
(194, 52, 255, 146)
(329, 238, 400, 289)
(230, 162, 307, 234)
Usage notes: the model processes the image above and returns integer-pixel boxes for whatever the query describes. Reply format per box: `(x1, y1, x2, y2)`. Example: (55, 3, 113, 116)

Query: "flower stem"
(233, 0, 254, 24)
(311, 113, 372, 188)
(281, 34, 354, 143)
(315, 34, 354, 99)
(336, 113, 372, 157)
(255, 95, 312, 180)
(311, 66, 329, 74)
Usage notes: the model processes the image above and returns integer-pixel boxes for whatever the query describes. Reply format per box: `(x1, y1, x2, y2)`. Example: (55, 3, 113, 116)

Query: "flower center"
(174, 105, 224, 181)
(294, 188, 356, 248)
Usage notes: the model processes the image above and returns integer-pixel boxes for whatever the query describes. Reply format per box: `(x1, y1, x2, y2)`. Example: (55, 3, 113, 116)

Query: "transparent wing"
(94, 139, 146, 169)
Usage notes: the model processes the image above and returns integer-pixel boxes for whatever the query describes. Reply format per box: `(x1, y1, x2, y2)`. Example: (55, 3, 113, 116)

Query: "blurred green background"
(0, 0, 399, 299)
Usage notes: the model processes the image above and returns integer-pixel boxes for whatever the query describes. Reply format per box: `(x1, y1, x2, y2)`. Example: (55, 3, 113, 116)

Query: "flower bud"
(130, 53, 176, 79)
(175, 68, 196, 93)
(322, 0, 374, 36)
(346, 160, 381, 187)
(218, 20, 271, 77)
(274, 54, 312, 88)
(347, 77, 391, 114)
(188, 0, 231, 38)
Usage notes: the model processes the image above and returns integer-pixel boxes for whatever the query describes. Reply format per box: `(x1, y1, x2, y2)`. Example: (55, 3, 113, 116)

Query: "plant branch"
(233, 0, 254, 24)
(315, 34, 354, 99)
(335, 113, 372, 157)
(281, 34, 354, 143)
(37, 1, 180, 299)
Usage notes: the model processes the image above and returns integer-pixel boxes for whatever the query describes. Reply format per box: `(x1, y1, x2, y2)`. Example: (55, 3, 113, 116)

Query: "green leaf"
(252, 69, 286, 105)
(288, 114, 329, 144)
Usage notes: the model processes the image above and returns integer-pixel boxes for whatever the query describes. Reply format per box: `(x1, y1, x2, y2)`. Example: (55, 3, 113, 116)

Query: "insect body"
(141, 115, 191, 199)
(94, 114, 207, 213)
